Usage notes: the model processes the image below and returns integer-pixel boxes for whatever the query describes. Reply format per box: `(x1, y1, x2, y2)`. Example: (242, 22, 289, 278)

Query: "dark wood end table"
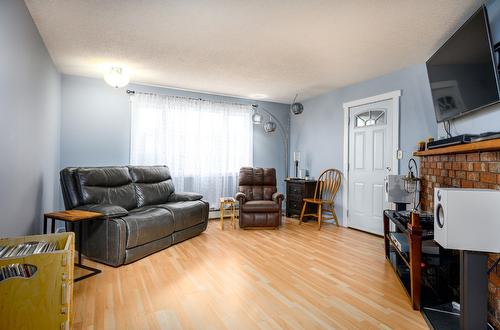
(43, 210, 103, 282)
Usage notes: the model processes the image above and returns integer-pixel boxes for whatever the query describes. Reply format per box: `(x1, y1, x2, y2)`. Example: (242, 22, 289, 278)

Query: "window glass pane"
(354, 109, 386, 128)
(375, 112, 386, 124)
(356, 116, 365, 127)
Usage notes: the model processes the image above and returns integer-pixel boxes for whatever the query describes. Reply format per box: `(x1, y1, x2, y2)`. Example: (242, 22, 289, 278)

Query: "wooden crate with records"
(0, 232, 75, 329)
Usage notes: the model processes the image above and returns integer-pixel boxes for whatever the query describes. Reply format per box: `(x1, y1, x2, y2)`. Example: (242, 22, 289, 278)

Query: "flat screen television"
(426, 6, 500, 122)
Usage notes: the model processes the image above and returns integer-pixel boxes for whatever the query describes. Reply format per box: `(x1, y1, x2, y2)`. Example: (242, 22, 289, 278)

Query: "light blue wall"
(60, 75, 290, 207)
(0, 0, 61, 236)
(290, 64, 437, 225)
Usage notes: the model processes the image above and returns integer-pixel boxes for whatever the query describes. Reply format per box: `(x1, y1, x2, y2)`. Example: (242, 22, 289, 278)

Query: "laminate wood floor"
(73, 218, 428, 329)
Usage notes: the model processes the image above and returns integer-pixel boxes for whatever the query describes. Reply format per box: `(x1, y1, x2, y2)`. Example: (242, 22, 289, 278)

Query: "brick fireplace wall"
(419, 151, 500, 328)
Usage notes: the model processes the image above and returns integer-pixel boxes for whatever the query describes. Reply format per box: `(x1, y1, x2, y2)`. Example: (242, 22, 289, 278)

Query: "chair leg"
(220, 202, 224, 230)
(232, 202, 236, 229)
(331, 206, 339, 226)
(299, 201, 307, 225)
(317, 204, 322, 230)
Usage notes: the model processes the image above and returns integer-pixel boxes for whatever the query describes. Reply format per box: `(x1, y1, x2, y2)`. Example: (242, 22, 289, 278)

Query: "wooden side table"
(219, 197, 237, 230)
(44, 210, 103, 282)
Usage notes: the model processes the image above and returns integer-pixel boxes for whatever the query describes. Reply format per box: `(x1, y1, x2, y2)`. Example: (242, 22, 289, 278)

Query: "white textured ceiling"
(25, 0, 483, 103)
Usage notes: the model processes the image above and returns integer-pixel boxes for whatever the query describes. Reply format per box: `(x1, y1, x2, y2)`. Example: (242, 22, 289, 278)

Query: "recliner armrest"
(272, 192, 284, 204)
(235, 192, 247, 204)
(168, 192, 203, 202)
(74, 204, 128, 218)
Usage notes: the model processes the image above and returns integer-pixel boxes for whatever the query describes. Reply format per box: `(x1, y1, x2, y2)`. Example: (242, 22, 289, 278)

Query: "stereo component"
(434, 188, 500, 253)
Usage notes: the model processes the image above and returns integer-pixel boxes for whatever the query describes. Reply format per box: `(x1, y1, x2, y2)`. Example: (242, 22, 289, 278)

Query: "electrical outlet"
(397, 150, 403, 159)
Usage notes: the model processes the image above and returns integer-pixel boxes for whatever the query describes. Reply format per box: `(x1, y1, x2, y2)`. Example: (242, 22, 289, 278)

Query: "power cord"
(488, 256, 500, 275)
(444, 120, 452, 138)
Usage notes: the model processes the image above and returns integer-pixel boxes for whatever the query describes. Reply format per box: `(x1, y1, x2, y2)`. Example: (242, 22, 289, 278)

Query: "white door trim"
(342, 90, 401, 228)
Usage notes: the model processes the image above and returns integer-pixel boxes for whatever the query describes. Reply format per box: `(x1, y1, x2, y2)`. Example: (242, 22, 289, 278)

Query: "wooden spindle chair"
(299, 169, 342, 230)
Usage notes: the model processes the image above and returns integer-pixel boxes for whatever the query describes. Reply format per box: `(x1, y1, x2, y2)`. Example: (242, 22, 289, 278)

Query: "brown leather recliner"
(235, 167, 283, 228)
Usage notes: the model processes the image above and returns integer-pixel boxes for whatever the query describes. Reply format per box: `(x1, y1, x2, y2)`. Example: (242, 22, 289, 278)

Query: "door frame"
(342, 90, 401, 229)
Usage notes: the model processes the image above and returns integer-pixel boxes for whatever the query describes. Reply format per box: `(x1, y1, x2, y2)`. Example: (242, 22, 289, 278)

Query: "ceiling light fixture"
(104, 67, 130, 88)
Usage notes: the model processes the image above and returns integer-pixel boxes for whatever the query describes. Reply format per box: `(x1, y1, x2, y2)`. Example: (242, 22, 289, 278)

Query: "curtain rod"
(126, 89, 252, 108)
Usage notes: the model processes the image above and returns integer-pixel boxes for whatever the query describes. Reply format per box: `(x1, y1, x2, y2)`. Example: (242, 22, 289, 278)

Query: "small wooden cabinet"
(285, 179, 317, 218)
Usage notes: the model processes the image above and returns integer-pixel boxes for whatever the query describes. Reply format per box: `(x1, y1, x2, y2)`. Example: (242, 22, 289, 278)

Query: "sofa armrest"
(74, 204, 128, 218)
(272, 192, 284, 204)
(235, 192, 247, 204)
(168, 192, 203, 202)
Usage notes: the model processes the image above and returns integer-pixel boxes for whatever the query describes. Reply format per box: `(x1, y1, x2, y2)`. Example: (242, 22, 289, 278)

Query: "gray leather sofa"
(60, 166, 209, 266)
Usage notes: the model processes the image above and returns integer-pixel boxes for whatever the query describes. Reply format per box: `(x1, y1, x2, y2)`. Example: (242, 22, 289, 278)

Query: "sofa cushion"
(76, 167, 137, 210)
(129, 166, 175, 207)
(241, 200, 280, 213)
(122, 207, 174, 249)
(60, 167, 81, 209)
(156, 201, 206, 231)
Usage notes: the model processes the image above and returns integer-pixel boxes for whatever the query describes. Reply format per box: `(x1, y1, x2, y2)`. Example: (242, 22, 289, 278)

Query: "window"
(355, 109, 386, 128)
(130, 93, 253, 208)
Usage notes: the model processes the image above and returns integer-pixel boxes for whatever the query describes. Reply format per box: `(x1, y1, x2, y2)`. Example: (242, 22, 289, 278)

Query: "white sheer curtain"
(130, 93, 253, 208)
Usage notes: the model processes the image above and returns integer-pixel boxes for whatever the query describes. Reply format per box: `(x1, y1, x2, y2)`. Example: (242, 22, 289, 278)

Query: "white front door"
(347, 99, 394, 235)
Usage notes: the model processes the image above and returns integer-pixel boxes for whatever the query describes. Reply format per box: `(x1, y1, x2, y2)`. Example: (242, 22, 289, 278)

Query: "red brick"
(444, 177, 452, 186)
(456, 154, 466, 161)
(452, 179, 461, 187)
(437, 162, 444, 169)
(440, 155, 449, 161)
(481, 152, 497, 162)
(440, 170, 448, 177)
(430, 176, 437, 183)
(452, 162, 462, 170)
(489, 163, 500, 173)
(474, 162, 488, 172)
(445, 162, 452, 170)
(437, 176, 445, 184)
(462, 162, 474, 171)
(490, 273, 500, 287)
(467, 172, 479, 181)
(474, 181, 489, 189)
(467, 153, 480, 161)
(449, 170, 455, 178)
(456, 171, 466, 179)
(448, 155, 456, 162)
(430, 162, 437, 169)
(480, 172, 497, 184)
(462, 180, 474, 188)
(491, 184, 500, 191)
